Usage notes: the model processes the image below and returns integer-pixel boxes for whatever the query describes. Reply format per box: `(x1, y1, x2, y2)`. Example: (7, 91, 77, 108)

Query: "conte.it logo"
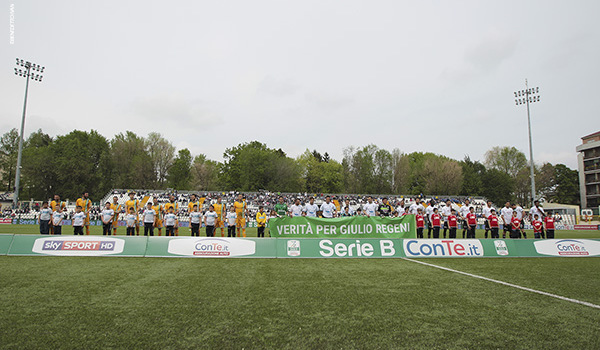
(167, 238, 256, 257)
(193, 240, 231, 256)
(403, 240, 484, 257)
(534, 239, 600, 257)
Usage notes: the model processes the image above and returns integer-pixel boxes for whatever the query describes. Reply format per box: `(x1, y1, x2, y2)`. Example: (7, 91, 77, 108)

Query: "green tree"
(484, 146, 528, 177)
(298, 150, 343, 193)
(221, 141, 302, 192)
(391, 149, 410, 194)
(20, 129, 54, 200)
(459, 156, 485, 196)
(553, 164, 579, 205)
(0, 128, 20, 191)
(50, 130, 111, 201)
(191, 154, 220, 191)
(110, 131, 154, 189)
(481, 168, 513, 206)
(168, 149, 193, 190)
(146, 132, 175, 188)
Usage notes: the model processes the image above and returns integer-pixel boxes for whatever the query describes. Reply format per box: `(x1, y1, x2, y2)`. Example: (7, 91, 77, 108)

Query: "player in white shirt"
(52, 207, 66, 235)
(441, 200, 452, 238)
(500, 202, 513, 239)
(72, 206, 86, 235)
(320, 196, 337, 218)
(289, 199, 304, 217)
(363, 196, 378, 217)
(189, 204, 202, 237)
(125, 207, 137, 236)
(482, 201, 494, 239)
(409, 198, 425, 215)
(343, 199, 355, 216)
(459, 199, 472, 238)
(303, 197, 319, 217)
(204, 205, 219, 237)
(101, 202, 115, 236)
(38, 202, 52, 235)
(425, 201, 436, 239)
(395, 200, 406, 217)
(164, 207, 178, 236)
(142, 202, 156, 236)
(226, 206, 237, 237)
(530, 200, 546, 238)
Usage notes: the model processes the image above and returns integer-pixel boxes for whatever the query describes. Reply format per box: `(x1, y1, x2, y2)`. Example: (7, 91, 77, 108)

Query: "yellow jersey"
(110, 203, 121, 219)
(152, 204, 163, 220)
(256, 211, 268, 227)
(187, 201, 199, 213)
(234, 200, 246, 218)
(165, 202, 178, 213)
(76, 198, 92, 214)
(213, 203, 224, 220)
(125, 199, 140, 213)
(50, 200, 66, 212)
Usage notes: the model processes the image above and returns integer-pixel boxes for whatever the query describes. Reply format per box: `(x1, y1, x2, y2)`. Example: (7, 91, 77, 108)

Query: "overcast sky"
(2, 0, 599, 169)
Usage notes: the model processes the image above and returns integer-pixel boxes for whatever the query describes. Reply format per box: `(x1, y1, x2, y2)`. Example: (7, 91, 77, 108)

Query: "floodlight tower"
(12, 58, 45, 209)
(513, 80, 540, 204)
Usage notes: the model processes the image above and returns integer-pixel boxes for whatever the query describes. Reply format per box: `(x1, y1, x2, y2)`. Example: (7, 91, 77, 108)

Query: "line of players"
(274, 196, 556, 240)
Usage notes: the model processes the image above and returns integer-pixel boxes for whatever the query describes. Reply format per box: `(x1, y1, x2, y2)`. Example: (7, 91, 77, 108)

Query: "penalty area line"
(401, 258, 600, 310)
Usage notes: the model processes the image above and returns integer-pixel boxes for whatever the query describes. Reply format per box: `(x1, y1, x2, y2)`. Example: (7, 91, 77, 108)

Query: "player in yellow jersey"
(50, 194, 66, 234)
(151, 197, 164, 236)
(187, 194, 200, 236)
(125, 192, 141, 235)
(213, 196, 225, 237)
(110, 196, 121, 235)
(75, 192, 92, 235)
(256, 206, 268, 238)
(164, 194, 179, 235)
(233, 194, 248, 237)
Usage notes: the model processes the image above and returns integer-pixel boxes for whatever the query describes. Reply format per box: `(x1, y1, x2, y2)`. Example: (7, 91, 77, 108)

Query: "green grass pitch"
(1, 226, 599, 349)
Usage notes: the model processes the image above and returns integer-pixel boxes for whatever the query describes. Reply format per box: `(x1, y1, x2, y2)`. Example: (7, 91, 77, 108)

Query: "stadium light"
(12, 58, 45, 209)
(513, 79, 540, 205)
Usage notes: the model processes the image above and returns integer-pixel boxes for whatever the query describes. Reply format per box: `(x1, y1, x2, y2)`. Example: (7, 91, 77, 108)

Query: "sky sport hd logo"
(32, 237, 125, 256)
(534, 239, 600, 257)
(167, 238, 256, 257)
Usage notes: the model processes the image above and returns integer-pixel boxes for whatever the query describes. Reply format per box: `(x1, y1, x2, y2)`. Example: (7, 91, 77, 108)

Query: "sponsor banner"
(0, 218, 12, 224)
(145, 237, 276, 258)
(534, 239, 600, 257)
(7, 235, 148, 256)
(269, 215, 416, 239)
(404, 239, 485, 257)
(0, 234, 14, 255)
(574, 224, 599, 231)
(277, 238, 404, 258)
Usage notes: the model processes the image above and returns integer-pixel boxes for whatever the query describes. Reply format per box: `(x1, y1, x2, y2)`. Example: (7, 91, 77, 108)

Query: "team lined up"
(37, 192, 556, 239)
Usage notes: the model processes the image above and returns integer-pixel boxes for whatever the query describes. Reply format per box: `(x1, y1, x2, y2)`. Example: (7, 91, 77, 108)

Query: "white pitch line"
(402, 258, 600, 310)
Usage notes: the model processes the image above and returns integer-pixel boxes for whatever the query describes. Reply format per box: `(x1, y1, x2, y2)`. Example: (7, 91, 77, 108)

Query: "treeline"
(0, 129, 579, 206)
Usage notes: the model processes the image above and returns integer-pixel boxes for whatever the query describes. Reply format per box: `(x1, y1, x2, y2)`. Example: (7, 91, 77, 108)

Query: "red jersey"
(544, 217, 555, 230)
(416, 214, 424, 228)
(488, 215, 499, 228)
(466, 213, 477, 226)
(511, 217, 521, 230)
(448, 215, 458, 228)
(431, 213, 441, 227)
(532, 220, 543, 233)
